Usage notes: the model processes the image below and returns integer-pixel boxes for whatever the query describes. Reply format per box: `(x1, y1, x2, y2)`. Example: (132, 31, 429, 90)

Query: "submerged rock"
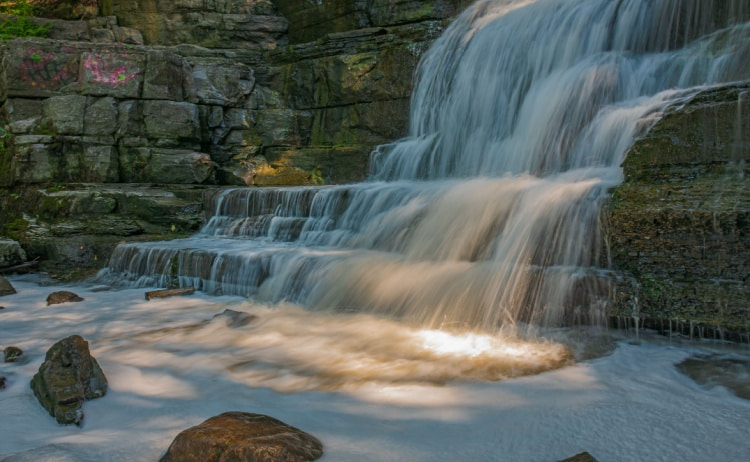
(212, 309, 257, 328)
(0, 443, 85, 461)
(677, 354, 750, 401)
(559, 452, 599, 462)
(0, 376, 5, 389)
(30, 335, 108, 425)
(160, 412, 323, 462)
(4, 346, 23, 363)
(46, 291, 84, 305)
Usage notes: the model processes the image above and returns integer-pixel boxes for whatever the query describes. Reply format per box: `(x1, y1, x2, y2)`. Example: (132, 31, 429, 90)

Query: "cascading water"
(100, 0, 750, 335)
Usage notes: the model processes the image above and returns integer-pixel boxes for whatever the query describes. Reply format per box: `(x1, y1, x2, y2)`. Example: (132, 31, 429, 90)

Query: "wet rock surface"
(160, 411, 323, 462)
(29, 334, 108, 425)
(3, 346, 23, 363)
(46, 291, 84, 305)
(0, 1, 471, 279)
(677, 354, 750, 400)
(608, 83, 750, 338)
(0, 276, 16, 296)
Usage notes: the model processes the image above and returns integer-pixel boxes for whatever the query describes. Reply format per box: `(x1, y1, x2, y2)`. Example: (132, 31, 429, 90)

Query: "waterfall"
(100, 0, 750, 333)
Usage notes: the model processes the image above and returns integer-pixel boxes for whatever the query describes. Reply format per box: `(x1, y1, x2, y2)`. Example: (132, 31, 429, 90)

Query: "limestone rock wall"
(2, 1, 463, 189)
(608, 83, 750, 339)
(0, 0, 465, 277)
(100, 0, 288, 49)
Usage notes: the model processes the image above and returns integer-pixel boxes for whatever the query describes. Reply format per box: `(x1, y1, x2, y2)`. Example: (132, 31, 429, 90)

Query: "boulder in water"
(160, 411, 323, 462)
(0, 376, 6, 389)
(46, 291, 84, 305)
(0, 276, 16, 297)
(30, 335, 108, 425)
(4, 346, 23, 363)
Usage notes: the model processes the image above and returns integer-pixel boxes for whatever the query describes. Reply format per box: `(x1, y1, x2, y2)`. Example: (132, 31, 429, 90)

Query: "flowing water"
(100, 0, 750, 347)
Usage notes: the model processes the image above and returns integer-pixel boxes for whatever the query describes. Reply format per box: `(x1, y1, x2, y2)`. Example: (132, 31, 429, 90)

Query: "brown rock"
(46, 291, 84, 305)
(145, 286, 195, 300)
(4, 346, 23, 362)
(30, 335, 108, 425)
(160, 412, 323, 462)
(0, 276, 16, 297)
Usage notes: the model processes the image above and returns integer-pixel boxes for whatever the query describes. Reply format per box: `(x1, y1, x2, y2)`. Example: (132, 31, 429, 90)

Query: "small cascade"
(100, 0, 750, 334)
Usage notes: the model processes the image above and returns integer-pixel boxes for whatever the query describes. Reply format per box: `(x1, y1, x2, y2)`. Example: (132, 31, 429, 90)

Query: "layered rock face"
(2, 1, 463, 189)
(0, 1, 462, 276)
(608, 84, 750, 339)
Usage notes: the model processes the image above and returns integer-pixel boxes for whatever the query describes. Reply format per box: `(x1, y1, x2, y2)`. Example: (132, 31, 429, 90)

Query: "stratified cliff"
(608, 83, 750, 340)
(0, 0, 469, 276)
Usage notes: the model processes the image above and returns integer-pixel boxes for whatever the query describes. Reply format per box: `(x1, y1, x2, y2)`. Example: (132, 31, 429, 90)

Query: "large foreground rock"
(160, 412, 323, 462)
(30, 335, 108, 425)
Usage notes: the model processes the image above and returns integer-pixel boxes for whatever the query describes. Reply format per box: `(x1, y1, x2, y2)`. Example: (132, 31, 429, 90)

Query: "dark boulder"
(160, 411, 323, 462)
(29, 335, 108, 425)
(0, 276, 16, 297)
(46, 291, 84, 305)
(4, 346, 23, 362)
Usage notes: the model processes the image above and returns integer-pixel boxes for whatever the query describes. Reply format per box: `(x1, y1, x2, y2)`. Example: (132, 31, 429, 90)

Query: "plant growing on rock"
(0, 0, 50, 40)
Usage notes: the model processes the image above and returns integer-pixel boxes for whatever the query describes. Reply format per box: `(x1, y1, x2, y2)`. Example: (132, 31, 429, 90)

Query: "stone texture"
(0, 238, 27, 268)
(608, 83, 750, 339)
(47, 290, 84, 305)
(4, 346, 23, 362)
(101, 0, 288, 49)
(0, 1, 474, 278)
(33, 0, 100, 20)
(273, 0, 472, 44)
(160, 412, 323, 462)
(0, 276, 16, 296)
(30, 335, 107, 425)
(42, 95, 86, 135)
(83, 97, 118, 136)
(143, 101, 200, 140)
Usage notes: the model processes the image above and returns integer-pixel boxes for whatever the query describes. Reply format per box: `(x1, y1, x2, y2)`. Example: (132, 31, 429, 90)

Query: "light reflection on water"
(97, 299, 578, 393)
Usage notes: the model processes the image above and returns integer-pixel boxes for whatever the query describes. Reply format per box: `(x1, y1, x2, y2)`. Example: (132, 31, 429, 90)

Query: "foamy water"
(1, 278, 749, 461)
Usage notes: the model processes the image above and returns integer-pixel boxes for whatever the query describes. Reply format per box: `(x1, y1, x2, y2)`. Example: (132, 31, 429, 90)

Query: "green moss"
(0, 138, 12, 186)
(1, 217, 30, 242)
(0, 0, 51, 41)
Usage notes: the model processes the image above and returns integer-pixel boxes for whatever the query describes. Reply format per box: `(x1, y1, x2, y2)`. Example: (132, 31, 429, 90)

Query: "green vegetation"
(0, 0, 51, 40)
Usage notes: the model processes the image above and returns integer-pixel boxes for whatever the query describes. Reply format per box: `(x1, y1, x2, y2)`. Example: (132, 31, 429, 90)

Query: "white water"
(7, 2, 750, 457)
(100, 0, 750, 335)
(1, 278, 749, 461)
